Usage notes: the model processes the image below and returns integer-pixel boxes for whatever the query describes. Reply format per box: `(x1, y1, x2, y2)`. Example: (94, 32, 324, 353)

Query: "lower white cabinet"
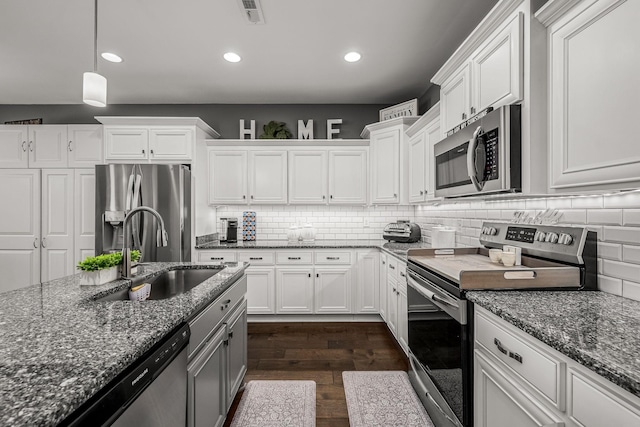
(386, 277, 399, 337)
(383, 258, 408, 354)
(314, 266, 352, 313)
(379, 253, 388, 321)
(354, 249, 379, 314)
(475, 305, 640, 427)
(245, 267, 276, 314)
(397, 271, 408, 353)
(276, 267, 315, 314)
(187, 277, 247, 427)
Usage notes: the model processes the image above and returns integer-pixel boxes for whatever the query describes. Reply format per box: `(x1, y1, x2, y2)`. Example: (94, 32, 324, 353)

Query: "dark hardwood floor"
(223, 322, 409, 427)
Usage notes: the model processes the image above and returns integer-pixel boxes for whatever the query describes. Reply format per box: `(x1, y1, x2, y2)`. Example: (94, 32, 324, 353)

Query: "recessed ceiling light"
(101, 52, 123, 63)
(344, 52, 361, 62)
(224, 52, 242, 63)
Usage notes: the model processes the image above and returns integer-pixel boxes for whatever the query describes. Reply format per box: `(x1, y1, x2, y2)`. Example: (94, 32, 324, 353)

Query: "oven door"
(407, 271, 472, 427)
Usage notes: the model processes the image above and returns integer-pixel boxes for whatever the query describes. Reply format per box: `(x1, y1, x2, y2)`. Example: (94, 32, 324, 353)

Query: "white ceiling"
(0, 0, 498, 105)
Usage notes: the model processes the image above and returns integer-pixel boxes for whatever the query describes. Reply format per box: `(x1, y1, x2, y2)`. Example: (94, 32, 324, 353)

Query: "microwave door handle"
(467, 126, 485, 191)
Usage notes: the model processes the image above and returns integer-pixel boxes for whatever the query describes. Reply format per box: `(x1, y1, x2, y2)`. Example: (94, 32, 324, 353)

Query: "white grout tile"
(571, 195, 604, 209)
(587, 209, 623, 225)
(598, 275, 623, 295)
(559, 209, 587, 224)
(602, 259, 640, 282)
(622, 280, 640, 302)
(604, 226, 640, 244)
(623, 210, 640, 226)
(604, 191, 640, 209)
(598, 242, 623, 261)
(623, 245, 640, 264)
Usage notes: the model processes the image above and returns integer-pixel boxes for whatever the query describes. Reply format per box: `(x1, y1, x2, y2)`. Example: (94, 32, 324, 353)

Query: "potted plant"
(259, 121, 292, 139)
(77, 250, 141, 286)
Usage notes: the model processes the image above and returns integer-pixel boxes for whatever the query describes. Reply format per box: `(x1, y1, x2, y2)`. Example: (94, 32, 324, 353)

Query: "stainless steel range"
(405, 221, 597, 427)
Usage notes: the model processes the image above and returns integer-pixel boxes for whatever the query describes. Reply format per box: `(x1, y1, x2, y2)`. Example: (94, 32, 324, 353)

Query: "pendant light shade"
(83, 72, 107, 107)
(83, 0, 107, 107)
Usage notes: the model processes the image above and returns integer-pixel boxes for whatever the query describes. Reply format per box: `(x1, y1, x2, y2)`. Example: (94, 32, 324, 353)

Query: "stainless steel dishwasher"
(62, 323, 190, 427)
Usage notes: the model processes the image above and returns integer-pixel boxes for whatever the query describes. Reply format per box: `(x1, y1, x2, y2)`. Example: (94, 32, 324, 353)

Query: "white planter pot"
(79, 266, 119, 286)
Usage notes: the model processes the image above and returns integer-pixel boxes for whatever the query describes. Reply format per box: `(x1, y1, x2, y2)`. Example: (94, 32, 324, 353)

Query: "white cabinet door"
(74, 169, 95, 266)
(226, 302, 247, 410)
(387, 277, 399, 337)
(105, 128, 149, 160)
(208, 150, 248, 205)
(249, 150, 287, 204)
(328, 150, 367, 204)
(187, 326, 226, 427)
(288, 151, 328, 204)
(474, 350, 563, 427)
(425, 117, 441, 199)
(149, 128, 193, 160)
(354, 250, 379, 314)
(41, 170, 74, 282)
(441, 63, 471, 134)
(276, 267, 314, 313)
(370, 129, 400, 204)
(0, 126, 28, 168)
(471, 12, 523, 112)
(29, 125, 68, 168)
(408, 130, 427, 203)
(548, 0, 640, 190)
(68, 125, 103, 168)
(0, 169, 40, 291)
(398, 285, 408, 354)
(245, 266, 276, 314)
(379, 253, 388, 321)
(314, 266, 352, 314)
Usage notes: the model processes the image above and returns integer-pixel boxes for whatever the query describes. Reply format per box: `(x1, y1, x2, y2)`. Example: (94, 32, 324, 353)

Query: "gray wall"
(418, 84, 441, 114)
(0, 104, 387, 139)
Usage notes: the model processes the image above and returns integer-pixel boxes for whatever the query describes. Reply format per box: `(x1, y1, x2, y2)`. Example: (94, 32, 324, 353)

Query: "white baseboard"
(247, 314, 383, 323)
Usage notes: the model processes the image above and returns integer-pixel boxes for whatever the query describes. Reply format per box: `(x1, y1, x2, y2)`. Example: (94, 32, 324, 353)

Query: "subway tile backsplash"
(211, 191, 640, 302)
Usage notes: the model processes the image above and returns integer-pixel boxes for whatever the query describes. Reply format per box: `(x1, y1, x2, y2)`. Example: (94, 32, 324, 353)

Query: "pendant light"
(83, 0, 107, 107)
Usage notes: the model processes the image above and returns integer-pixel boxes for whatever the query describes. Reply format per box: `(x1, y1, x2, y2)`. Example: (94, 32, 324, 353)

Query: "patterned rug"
(229, 380, 316, 427)
(343, 371, 435, 427)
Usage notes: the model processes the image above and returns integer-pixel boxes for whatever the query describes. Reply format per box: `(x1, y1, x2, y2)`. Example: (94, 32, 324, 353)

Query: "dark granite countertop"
(0, 262, 248, 426)
(468, 290, 640, 399)
(195, 239, 432, 262)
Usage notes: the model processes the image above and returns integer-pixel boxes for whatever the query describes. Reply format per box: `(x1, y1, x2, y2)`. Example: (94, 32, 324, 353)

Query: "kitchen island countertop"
(468, 290, 640, 399)
(0, 262, 248, 427)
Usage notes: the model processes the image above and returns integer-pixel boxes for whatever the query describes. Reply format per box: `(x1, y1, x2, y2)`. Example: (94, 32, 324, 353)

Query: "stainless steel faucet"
(121, 206, 168, 278)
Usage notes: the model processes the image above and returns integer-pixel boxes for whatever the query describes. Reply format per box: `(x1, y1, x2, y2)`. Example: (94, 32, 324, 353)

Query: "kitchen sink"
(95, 267, 223, 302)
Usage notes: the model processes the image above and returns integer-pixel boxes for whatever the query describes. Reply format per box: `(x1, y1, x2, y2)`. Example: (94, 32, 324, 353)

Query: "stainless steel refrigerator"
(95, 164, 191, 262)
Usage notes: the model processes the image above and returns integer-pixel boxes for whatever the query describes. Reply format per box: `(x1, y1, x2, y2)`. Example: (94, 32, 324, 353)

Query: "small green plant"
(259, 121, 292, 139)
(77, 250, 141, 271)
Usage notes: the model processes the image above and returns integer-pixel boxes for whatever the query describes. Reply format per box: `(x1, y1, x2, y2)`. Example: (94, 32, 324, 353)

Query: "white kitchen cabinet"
(379, 253, 388, 321)
(407, 103, 440, 203)
(0, 169, 41, 291)
(397, 267, 408, 354)
(387, 276, 399, 337)
(328, 150, 367, 204)
(249, 150, 287, 204)
(475, 350, 563, 427)
(0, 126, 29, 168)
(74, 169, 95, 265)
(471, 12, 523, 115)
(288, 150, 328, 204)
(40, 169, 75, 282)
(208, 150, 248, 205)
(67, 125, 103, 168)
(149, 128, 193, 160)
(354, 249, 379, 314)
(28, 126, 69, 169)
(440, 63, 472, 135)
(362, 117, 418, 205)
(196, 251, 237, 264)
(104, 128, 148, 161)
(244, 266, 276, 314)
(276, 267, 314, 314)
(314, 266, 352, 314)
(538, 0, 640, 191)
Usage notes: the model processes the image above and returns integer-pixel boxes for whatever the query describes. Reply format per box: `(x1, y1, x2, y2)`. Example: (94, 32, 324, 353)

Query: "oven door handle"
(425, 391, 464, 427)
(407, 273, 467, 324)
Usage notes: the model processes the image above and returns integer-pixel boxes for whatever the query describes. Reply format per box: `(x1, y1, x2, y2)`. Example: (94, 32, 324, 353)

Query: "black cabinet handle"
(288, 257, 301, 260)
(249, 257, 263, 260)
(389, 265, 395, 270)
(494, 338, 523, 363)
(211, 257, 223, 260)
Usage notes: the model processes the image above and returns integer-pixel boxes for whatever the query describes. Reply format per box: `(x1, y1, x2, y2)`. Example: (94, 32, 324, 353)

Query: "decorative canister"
(242, 211, 257, 241)
(301, 224, 316, 242)
(287, 225, 300, 243)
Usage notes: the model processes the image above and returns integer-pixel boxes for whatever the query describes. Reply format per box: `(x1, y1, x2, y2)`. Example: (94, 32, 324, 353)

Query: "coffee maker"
(220, 218, 238, 243)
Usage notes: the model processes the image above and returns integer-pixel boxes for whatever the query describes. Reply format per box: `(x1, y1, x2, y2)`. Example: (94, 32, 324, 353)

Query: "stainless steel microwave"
(434, 104, 521, 198)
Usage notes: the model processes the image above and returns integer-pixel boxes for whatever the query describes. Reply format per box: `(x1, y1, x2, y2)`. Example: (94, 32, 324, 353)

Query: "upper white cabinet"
(362, 117, 418, 205)
(0, 125, 102, 169)
(537, 0, 640, 191)
(407, 103, 441, 203)
(328, 150, 367, 204)
(288, 150, 328, 204)
(432, 8, 524, 135)
(249, 151, 288, 204)
(208, 150, 248, 204)
(97, 117, 219, 163)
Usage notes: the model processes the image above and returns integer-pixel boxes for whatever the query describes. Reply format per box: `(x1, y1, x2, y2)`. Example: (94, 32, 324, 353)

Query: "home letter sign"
(298, 120, 314, 139)
(327, 119, 342, 140)
(240, 119, 256, 139)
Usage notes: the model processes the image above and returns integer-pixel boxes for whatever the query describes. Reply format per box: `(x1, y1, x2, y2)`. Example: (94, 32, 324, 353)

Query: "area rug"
(343, 371, 434, 427)
(229, 380, 316, 427)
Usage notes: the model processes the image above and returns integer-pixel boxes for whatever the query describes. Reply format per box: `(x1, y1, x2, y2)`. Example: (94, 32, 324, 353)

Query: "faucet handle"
(157, 229, 169, 247)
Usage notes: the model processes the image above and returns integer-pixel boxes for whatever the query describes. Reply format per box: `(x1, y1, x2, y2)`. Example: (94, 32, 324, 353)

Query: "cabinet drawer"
(237, 251, 275, 265)
(276, 251, 313, 264)
(475, 308, 565, 409)
(188, 276, 247, 360)
(569, 368, 640, 427)
(387, 257, 399, 281)
(314, 251, 352, 265)
(197, 251, 237, 264)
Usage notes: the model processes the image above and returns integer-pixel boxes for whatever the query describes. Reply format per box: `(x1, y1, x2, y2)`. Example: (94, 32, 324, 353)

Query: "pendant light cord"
(94, 0, 98, 72)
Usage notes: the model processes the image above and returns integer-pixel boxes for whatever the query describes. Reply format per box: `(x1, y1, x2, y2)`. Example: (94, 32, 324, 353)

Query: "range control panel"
(479, 221, 590, 264)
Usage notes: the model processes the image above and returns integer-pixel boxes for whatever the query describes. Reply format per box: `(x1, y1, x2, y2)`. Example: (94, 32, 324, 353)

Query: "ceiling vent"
(238, 0, 265, 24)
